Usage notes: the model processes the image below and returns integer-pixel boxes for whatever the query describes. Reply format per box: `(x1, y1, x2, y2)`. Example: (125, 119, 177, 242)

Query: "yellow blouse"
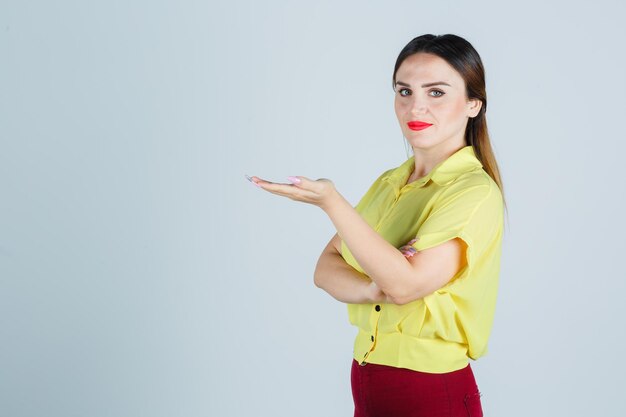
(341, 145, 504, 373)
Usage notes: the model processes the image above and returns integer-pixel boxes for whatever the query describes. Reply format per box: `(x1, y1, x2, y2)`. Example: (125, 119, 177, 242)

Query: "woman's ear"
(467, 98, 482, 118)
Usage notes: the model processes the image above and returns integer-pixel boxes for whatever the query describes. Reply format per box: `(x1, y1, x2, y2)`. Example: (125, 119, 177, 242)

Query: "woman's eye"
(397, 88, 444, 97)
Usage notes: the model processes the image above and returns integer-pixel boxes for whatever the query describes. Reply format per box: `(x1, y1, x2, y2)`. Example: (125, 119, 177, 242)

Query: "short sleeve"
(410, 183, 502, 271)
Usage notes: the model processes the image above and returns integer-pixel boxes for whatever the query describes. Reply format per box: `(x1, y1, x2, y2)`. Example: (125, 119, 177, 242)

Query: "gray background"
(1, 1, 625, 416)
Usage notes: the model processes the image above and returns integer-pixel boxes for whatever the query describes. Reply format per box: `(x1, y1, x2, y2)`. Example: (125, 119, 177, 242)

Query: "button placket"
(364, 304, 382, 358)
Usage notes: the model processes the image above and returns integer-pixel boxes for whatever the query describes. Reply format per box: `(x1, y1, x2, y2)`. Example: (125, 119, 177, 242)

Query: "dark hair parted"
(392, 34, 507, 215)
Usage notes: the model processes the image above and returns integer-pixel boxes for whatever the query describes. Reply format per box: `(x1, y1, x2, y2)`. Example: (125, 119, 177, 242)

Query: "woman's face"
(394, 52, 481, 152)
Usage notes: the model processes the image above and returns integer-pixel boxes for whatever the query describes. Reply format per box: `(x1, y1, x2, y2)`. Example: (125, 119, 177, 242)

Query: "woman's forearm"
(314, 250, 377, 304)
(321, 191, 414, 302)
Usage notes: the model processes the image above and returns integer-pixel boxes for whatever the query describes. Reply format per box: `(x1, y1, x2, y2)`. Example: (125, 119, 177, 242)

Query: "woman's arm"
(320, 193, 467, 305)
(314, 233, 391, 304)
(248, 175, 417, 303)
(320, 192, 417, 304)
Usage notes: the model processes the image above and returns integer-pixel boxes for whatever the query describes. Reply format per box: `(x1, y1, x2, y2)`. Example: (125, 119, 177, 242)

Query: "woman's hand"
(248, 175, 340, 211)
(366, 280, 394, 304)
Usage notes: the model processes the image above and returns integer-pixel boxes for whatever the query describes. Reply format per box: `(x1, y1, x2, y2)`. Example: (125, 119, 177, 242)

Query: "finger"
(287, 176, 327, 195)
(257, 180, 298, 193)
(251, 178, 290, 192)
(249, 176, 272, 186)
(286, 175, 313, 187)
(259, 181, 302, 197)
(261, 183, 318, 202)
(252, 176, 296, 188)
(251, 176, 322, 203)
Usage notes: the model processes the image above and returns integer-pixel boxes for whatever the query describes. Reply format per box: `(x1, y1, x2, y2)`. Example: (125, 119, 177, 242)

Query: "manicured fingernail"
(245, 174, 262, 187)
(287, 176, 301, 184)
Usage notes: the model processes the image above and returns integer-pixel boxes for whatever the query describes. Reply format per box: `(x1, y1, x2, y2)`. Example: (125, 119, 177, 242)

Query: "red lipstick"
(407, 121, 433, 131)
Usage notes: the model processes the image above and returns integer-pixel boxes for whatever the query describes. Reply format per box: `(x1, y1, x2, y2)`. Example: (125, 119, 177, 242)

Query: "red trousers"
(351, 359, 483, 417)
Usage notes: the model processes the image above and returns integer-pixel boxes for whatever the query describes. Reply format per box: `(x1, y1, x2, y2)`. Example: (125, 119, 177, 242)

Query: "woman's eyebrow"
(395, 80, 452, 88)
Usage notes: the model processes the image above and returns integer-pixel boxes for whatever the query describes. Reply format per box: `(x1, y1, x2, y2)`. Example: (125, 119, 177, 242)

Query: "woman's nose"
(409, 96, 428, 114)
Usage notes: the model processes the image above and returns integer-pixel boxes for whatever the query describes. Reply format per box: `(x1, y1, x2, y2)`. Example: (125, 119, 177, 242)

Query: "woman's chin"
(405, 136, 437, 148)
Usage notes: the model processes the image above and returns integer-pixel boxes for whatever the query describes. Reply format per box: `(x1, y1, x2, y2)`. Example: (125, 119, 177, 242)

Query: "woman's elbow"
(313, 256, 329, 288)
(387, 292, 410, 306)
(313, 270, 323, 288)
(314, 259, 336, 289)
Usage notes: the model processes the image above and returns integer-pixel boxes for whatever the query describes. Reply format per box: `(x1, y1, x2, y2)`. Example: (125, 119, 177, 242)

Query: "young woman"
(248, 33, 505, 417)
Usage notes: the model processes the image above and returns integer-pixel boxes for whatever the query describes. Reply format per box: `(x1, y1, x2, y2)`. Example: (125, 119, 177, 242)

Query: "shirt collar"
(381, 145, 483, 190)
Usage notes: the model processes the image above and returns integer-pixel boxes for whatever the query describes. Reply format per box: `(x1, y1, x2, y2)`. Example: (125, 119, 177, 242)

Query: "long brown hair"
(392, 34, 508, 217)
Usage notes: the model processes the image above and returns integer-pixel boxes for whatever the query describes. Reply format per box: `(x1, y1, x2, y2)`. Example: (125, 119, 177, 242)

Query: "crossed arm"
(314, 192, 467, 305)
(247, 174, 466, 305)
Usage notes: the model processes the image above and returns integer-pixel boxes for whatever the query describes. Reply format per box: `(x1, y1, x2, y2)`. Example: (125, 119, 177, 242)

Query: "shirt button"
(371, 335, 374, 342)
(375, 305, 381, 311)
